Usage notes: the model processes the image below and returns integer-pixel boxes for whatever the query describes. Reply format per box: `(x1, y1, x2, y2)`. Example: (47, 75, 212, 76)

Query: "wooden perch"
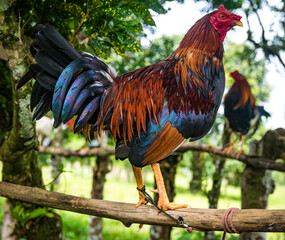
(0, 181, 284, 232)
(39, 142, 285, 172)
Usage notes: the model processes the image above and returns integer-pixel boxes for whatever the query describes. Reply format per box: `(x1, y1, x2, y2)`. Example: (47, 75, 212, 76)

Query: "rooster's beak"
(233, 20, 243, 27)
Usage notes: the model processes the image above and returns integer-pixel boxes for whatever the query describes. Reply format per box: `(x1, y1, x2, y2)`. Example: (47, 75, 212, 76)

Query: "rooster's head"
(210, 6, 243, 42)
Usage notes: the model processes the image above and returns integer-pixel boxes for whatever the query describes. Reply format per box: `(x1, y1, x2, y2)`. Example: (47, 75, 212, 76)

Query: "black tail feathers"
(257, 106, 271, 118)
(18, 24, 116, 135)
(248, 105, 271, 138)
(17, 24, 82, 120)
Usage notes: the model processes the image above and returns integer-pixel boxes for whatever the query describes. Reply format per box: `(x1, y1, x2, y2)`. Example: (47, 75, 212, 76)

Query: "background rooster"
(224, 70, 270, 156)
(18, 6, 242, 211)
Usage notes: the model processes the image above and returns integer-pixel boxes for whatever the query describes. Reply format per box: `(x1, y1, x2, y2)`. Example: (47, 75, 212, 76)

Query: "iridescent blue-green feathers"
(17, 24, 116, 136)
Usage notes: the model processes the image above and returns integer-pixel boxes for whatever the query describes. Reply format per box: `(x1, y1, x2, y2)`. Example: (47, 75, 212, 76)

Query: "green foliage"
(224, 40, 270, 103)
(62, 212, 89, 240)
(195, 0, 244, 10)
(0, 0, 10, 11)
(106, 34, 182, 74)
(10, 205, 54, 227)
(223, 160, 244, 186)
(177, 230, 239, 240)
(14, 0, 179, 57)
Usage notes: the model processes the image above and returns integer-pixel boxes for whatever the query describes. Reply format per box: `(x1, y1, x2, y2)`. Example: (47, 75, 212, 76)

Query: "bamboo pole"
(39, 142, 285, 172)
(0, 181, 284, 232)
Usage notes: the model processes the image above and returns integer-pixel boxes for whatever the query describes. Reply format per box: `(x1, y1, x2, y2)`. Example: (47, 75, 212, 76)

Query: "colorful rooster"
(18, 6, 242, 211)
(224, 70, 270, 156)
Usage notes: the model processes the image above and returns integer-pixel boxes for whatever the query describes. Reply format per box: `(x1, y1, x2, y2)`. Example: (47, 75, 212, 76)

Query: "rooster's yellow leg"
(240, 135, 245, 152)
(132, 166, 148, 207)
(151, 163, 189, 211)
(223, 132, 236, 154)
(234, 135, 246, 158)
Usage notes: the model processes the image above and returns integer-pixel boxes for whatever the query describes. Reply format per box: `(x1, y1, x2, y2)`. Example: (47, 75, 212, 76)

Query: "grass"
(0, 161, 285, 239)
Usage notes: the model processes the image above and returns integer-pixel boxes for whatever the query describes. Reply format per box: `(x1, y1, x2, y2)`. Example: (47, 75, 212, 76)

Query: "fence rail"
(39, 142, 285, 172)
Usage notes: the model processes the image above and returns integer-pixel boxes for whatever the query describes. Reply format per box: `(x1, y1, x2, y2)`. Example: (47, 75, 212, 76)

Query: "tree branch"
(39, 146, 115, 157)
(18, 10, 33, 63)
(245, 2, 285, 68)
(0, 181, 284, 232)
(69, 10, 90, 43)
(38, 142, 285, 172)
(177, 142, 285, 172)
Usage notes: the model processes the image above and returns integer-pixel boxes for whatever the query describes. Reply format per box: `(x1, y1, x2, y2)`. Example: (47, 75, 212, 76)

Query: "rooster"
(224, 70, 270, 157)
(18, 6, 242, 211)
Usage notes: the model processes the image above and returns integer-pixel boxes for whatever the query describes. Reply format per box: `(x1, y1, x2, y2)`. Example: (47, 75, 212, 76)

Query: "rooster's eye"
(220, 14, 225, 19)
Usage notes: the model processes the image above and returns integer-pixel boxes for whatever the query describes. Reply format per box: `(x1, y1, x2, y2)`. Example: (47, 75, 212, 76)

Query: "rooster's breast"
(167, 62, 225, 141)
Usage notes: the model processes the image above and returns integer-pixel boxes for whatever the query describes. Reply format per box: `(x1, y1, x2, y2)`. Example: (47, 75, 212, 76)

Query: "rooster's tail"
(248, 105, 271, 138)
(17, 24, 116, 136)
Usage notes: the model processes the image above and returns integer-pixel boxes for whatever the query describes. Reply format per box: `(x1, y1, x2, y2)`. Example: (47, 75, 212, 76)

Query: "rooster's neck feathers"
(161, 11, 224, 115)
(176, 10, 223, 59)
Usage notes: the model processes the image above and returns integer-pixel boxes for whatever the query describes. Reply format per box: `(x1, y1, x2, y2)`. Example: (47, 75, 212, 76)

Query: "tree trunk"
(89, 134, 110, 240)
(239, 129, 285, 240)
(50, 126, 64, 187)
(150, 154, 182, 240)
(239, 166, 273, 240)
(189, 151, 203, 192)
(0, 7, 62, 240)
(204, 123, 231, 240)
(0, 60, 13, 146)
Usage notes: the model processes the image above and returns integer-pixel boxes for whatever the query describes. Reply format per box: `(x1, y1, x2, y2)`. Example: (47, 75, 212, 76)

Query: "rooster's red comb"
(230, 70, 246, 82)
(218, 6, 242, 21)
(230, 70, 239, 76)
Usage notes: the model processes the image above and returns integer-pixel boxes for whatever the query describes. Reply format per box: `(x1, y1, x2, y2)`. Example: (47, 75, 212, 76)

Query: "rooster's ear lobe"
(218, 6, 226, 11)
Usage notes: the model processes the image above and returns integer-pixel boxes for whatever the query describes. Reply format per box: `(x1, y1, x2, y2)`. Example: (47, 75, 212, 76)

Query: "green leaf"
(103, 7, 137, 22)
(0, 0, 10, 12)
(117, 32, 124, 43)
(62, 3, 85, 18)
(28, 207, 47, 220)
(45, 212, 55, 218)
(59, 162, 64, 171)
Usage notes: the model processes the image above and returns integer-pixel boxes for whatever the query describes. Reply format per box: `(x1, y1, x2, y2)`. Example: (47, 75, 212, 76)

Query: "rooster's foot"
(157, 200, 190, 212)
(222, 145, 236, 155)
(150, 188, 190, 211)
(234, 149, 245, 158)
(136, 194, 148, 207)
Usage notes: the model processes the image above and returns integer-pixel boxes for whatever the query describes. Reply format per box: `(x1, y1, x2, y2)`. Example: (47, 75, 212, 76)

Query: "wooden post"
(89, 134, 110, 240)
(190, 151, 204, 192)
(240, 129, 285, 240)
(204, 123, 231, 240)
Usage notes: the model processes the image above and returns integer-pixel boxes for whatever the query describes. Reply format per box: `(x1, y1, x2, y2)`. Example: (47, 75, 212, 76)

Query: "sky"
(144, 0, 285, 130)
